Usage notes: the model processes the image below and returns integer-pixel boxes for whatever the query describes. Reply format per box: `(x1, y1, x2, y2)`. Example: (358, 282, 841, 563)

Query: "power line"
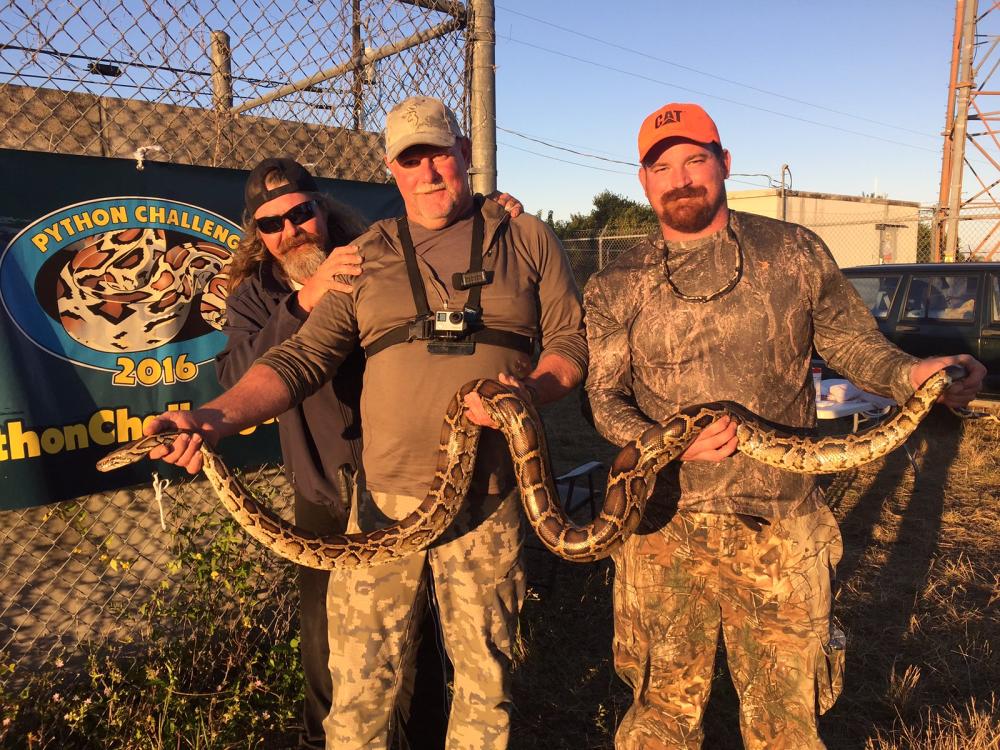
(502, 35, 940, 154)
(496, 4, 937, 140)
(498, 140, 635, 174)
(500, 124, 780, 184)
(498, 139, 776, 188)
(498, 126, 637, 166)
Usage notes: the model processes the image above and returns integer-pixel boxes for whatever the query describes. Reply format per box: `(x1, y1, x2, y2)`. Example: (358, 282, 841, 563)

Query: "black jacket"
(215, 261, 363, 517)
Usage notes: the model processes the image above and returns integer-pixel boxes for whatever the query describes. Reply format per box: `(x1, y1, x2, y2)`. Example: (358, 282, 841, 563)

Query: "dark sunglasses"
(255, 200, 317, 234)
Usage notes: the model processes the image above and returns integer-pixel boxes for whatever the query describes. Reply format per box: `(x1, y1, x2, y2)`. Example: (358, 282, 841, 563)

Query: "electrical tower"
(935, 0, 1000, 262)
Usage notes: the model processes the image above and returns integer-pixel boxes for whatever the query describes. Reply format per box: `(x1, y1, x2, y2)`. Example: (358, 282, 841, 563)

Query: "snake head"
(94, 430, 183, 472)
(943, 364, 967, 383)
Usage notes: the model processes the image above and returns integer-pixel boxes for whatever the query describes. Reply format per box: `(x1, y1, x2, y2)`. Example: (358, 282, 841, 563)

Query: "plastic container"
(812, 367, 823, 403)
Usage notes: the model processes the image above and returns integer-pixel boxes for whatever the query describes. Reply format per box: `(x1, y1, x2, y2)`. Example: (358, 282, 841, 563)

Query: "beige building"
(728, 189, 922, 268)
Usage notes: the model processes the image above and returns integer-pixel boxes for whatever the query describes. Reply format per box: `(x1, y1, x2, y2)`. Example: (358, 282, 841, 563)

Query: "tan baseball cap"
(384, 96, 464, 162)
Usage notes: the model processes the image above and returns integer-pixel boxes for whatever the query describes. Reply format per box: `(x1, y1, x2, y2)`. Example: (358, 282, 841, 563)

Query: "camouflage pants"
(612, 505, 844, 750)
(323, 486, 526, 750)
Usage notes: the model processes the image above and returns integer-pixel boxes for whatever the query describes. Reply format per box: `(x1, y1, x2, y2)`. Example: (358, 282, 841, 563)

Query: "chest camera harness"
(365, 202, 535, 357)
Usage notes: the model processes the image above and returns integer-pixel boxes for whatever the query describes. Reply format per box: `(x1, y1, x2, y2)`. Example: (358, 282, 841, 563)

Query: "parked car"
(822, 262, 999, 400)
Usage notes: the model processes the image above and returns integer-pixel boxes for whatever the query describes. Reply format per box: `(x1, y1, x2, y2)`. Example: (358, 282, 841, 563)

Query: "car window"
(848, 274, 900, 319)
(904, 274, 978, 322)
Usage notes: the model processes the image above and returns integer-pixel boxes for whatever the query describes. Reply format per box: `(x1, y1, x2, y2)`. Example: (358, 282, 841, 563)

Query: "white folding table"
(815, 381, 919, 476)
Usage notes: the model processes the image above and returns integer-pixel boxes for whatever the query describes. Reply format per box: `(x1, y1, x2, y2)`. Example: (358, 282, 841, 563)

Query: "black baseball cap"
(244, 157, 319, 215)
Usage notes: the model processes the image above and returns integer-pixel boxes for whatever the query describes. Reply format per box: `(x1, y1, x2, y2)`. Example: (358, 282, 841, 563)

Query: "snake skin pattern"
(96, 369, 959, 568)
(56, 228, 229, 352)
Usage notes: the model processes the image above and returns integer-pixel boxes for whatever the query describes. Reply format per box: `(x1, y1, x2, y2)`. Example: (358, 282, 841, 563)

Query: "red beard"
(658, 186, 723, 234)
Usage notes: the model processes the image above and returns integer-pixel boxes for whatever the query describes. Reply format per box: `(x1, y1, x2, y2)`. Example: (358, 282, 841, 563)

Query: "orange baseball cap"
(637, 102, 722, 163)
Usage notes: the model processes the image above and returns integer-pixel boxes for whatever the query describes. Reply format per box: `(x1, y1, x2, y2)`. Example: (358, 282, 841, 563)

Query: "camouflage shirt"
(583, 210, 919, 518)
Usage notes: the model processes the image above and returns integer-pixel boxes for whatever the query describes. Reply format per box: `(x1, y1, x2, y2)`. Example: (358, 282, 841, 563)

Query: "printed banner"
(0, 196, 272, 509)
(0, 148, 404, 510)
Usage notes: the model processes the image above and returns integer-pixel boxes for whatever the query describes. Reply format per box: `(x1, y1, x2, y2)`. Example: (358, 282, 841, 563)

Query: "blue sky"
(493, 2, 956, 221)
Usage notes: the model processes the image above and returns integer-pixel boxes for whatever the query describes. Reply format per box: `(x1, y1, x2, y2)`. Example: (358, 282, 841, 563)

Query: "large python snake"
(97, 366, 968, 568)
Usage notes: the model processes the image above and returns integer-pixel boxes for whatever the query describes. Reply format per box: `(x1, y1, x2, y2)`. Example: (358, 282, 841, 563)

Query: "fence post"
(598, 224, 609, 270)
(351, 0, 364, 130)
(209, 31, 232, 111)
(468, 0, 497, 195)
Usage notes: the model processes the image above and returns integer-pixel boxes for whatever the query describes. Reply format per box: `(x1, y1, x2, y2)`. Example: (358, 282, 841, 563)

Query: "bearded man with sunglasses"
(218, 157, 522, 749)
(216, 158, 368, 750)
(583, 103, 986, 750)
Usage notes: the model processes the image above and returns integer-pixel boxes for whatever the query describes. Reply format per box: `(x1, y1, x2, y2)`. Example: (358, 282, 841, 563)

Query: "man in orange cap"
(584, 102, 986, 749)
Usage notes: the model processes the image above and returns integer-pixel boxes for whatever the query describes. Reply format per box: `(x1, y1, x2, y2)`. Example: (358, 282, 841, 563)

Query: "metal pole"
(233, 17, 465, 114)
(352, 0, 363, 131)
(936, 0, 966, 260)
(944, 0, 979, 262)
(468, 0, 497, 195)
(598, 224, 608, 270)
(780, 163, 791, 221)
(210, 31, 232, 111)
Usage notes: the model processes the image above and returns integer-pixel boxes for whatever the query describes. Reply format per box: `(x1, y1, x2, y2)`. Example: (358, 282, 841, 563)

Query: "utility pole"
(938, 0, 978, 262)
(935, 0, 1000, 262)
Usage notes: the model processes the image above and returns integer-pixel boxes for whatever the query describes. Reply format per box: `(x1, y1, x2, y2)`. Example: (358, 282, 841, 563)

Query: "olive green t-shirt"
(260, 201, 587, 498)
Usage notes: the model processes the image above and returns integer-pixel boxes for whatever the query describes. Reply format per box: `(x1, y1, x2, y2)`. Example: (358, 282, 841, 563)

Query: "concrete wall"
(0, 83, 387, 183)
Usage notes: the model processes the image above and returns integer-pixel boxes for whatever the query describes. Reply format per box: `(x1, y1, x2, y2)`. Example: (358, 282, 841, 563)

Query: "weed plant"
(0, 484, 302, 750)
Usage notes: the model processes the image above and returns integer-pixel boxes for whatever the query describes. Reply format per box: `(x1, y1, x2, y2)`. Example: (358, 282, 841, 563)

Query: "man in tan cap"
(144, 95, 588, 750)
(583, 102, 985, 749)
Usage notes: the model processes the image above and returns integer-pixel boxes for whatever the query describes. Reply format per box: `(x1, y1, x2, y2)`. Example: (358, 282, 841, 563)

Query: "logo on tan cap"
(637, 102, 722, 163)
(384, 96, 464, 162)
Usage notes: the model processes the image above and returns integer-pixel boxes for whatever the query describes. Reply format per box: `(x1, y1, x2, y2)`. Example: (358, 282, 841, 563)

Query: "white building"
(728, 189, 922, 267)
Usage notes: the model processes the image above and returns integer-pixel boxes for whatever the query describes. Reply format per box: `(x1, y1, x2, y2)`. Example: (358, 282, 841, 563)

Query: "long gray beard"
(279, 245, 326, 284)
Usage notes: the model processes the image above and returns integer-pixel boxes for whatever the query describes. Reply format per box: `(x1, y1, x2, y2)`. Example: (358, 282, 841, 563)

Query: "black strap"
(464, 204, 486, 315)
(398, 198, 487, 316)
(397, 216, 432, 317)
(368, 200, 532, 358)
(365, 325, 533, 358)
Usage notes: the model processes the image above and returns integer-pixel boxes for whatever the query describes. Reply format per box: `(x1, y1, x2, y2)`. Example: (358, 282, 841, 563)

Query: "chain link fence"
(939, 203, 1000, 262)
(559, 205, 955, 287)
(0, 0, 473, 724)
(1, 465, 298, 684)
(1, 0, 470, 180)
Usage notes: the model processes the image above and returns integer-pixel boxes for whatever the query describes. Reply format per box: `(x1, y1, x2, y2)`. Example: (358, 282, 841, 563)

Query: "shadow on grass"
(821, 410, 965, 749)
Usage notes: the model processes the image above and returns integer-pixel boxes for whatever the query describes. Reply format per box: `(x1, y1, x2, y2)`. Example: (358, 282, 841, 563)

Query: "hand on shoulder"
(296, 244, 362, 312)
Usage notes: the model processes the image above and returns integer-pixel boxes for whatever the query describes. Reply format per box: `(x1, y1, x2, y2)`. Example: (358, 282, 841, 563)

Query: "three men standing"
(152, 94, 986, 750)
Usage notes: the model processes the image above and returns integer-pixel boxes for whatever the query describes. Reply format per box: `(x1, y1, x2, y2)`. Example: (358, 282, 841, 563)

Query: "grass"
(509, 395, 1000, 749)
(2, 394, 997, 748)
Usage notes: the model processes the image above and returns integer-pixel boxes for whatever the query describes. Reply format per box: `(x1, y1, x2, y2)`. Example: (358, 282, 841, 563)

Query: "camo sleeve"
(802, 227, 919, 404)
(583, 273, 657, 447)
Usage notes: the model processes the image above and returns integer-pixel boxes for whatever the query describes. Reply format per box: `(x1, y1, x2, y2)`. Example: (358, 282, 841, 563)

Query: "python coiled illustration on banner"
(56, 226, 230, 352)
(1, 198, 241, 386)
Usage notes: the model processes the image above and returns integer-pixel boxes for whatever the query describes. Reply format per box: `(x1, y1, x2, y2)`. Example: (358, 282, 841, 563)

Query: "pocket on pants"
(816, 623, 846, 714)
